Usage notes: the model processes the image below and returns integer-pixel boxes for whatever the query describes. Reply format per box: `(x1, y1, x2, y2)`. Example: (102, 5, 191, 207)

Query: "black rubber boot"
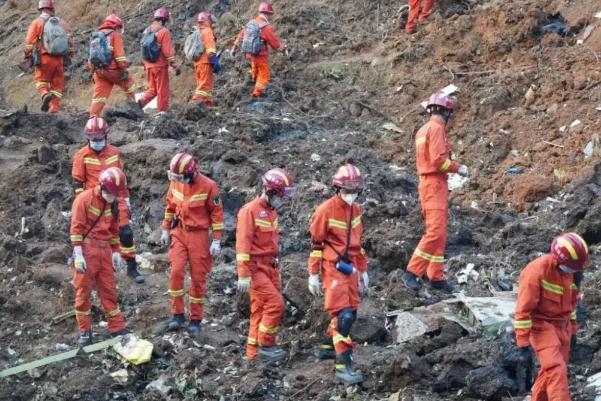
(318, 340, 336, 360)
(41, 93, 54, 112)
(429, 280, 455, 294)
(402, 271, 421, 290)
(335, 351, 363, 385)
(259, 346, 286, 363)
(187, 320, 202, 338)
(168, 314, 186, 331)
(126, 258, 145, 284)
(78, 330, 93, 347)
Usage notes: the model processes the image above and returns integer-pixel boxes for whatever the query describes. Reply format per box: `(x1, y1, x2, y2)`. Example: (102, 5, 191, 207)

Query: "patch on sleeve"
(213, 195, 221, 206)
(259, 210, 268, 218)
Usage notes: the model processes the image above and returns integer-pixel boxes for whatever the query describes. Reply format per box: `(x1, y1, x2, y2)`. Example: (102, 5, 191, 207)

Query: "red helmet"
(427, 92, 454, 111)
(99, 167, 127, 197)
(197, 11, 216, 24)
(169, 152, 198, 176)
(84, 116, 110, 140)
(262, 168, 295, 197)
(105, 14, 123, 29)
(258, 2, 274, 14)
(332, 164, 364, 191)
(550, 233, 589, 272)
(153, 7, 170, 21)
(38, 0, 55, 10)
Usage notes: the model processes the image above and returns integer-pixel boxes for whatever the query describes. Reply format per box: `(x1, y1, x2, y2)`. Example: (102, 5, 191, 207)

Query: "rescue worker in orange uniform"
(72, 117, 144, 283)
(307, 164, 369, 385)
(405, 0, 435, 34)
(23, 0, 75, 113)
(160, 152, 224, 337)
(236, 168, 296, 363)
(231, 2, 286, 98)
(402, 92, 468, 293)
(70, 167, 130, 346)
(89, 14, 136, 116)
(191, 12, 221, 107)
(513, 233, 588, 401)
(138, 7, 181, 113)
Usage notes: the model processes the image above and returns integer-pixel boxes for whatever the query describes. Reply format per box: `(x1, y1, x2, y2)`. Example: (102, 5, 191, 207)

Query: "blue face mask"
(90, 140, 106, 152)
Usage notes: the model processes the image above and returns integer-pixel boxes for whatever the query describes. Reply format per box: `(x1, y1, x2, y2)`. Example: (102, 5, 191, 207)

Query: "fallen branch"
(543, 140, 564, 148)
(288, 377, 321, 399)
(447, 65, 537, 76)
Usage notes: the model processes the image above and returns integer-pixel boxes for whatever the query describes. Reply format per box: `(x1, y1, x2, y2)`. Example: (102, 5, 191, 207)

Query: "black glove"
(513, 347, 534, 394)
(174, 66, 181, 76)
(576, 299, 587, 325)
(119, 70, 129, 82)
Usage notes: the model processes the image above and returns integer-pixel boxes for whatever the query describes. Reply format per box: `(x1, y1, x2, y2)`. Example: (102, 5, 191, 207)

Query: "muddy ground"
(0, 0, 601, 400)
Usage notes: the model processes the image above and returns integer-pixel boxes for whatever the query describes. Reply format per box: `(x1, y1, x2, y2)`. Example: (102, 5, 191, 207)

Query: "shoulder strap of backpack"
(82, 201, 106, 241)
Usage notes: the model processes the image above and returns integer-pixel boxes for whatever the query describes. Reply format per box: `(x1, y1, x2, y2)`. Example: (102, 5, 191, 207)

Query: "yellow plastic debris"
(112, 334, 153, 365)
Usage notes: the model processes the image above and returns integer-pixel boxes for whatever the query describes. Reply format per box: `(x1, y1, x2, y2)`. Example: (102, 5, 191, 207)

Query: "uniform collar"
(430, 115, 446, 127)
(257, 196, 273, 210)
(257, 14, 269, 23)
(332, 194, 351, 209)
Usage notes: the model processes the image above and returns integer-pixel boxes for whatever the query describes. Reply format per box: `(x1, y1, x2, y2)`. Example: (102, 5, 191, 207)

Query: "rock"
(221, 149, 247, 163)
(104, 100, 144, 122)
(32, 263, 70, 287)
(465, 366, 516, 400)
(39, 246, 69, 264)
(176, 347, 203, 369)
(201, 329, 239, 348)
(349, 102, 363, 117)
(283, 276, 311, 311)
(146, 376, 172, 396)
(183, 102, 207, 121)
(37, 145, 56, 164)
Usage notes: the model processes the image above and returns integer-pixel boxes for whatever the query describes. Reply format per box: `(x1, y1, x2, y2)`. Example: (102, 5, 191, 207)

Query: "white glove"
(112, 252, 123, 272)
(458, 165, 469, 177)
(308, 274, 322, 297)
(124, 197, 131, 210)
(160, 229, 170, 246)
(237, 277, 251, 293)
(359, 272, 369, 296)
(209, 240, 221, 256)
(73, 246, 86, 273)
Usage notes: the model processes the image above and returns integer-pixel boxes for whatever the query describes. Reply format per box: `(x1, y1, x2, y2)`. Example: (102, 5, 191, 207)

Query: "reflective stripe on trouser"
(34, 54, 65, 113)
(139, 66, 170, 112)
(191, 62, 214, 107)
(406, 208, 447, 281)
(246, 258, 284, 359)
(405, 0, 435, 33)
(327, 316, 355, 355)
(250, 55, 270, 97)
(73, 239, 126, 333)
(117, 197, 136, 260)
(90, 69, 136, 116)
(530, 321, 573, 401)
(168, 226, 211, 321)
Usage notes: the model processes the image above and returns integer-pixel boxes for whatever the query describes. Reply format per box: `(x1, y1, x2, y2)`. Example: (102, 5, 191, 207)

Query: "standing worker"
(160, 152, 224, 337)
(231, 2, 286, 98)
(402, 92, 468, 293)
(70, 167, 130, 346)
(236, 168, 295, 363)
(23, 0, 75, 113)
(138, 7, 181, 113)
(191, 12, 221, 107)
(88, 14, 137, 116)
(513, 233, 588, 401)
(72, 117, 144, 283)
(307, 164, 369, 385)
(405, 0, 435, 35)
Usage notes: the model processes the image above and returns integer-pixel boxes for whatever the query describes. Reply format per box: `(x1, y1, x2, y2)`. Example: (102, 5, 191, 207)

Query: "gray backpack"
(241, 20, 268, 55)
(184, 29, 204, 62)
(42, 16, 69, 56)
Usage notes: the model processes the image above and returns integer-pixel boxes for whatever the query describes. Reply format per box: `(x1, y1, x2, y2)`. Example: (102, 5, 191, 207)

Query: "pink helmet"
(153, 7, 170, 21)
(426, 92, 454, 111)
(105, 14, 123, 29)
(84, 116, 110, 140)
(258, 2, 274, 14)
(550, 233, 589, 272)
(332, 164, 364, 191)
(197, 11, 216, 24)
(262, 168, 295, 197)
(38, 0, 54, 10)
(99, 167, 127, 197)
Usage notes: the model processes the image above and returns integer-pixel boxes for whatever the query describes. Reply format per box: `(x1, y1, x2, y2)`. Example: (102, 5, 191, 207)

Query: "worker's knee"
(337, 307, 356, 337)
(119, 225, 134, 247)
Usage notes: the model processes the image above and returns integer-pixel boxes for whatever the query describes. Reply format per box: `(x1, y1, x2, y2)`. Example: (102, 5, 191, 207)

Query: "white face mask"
(558, 264, 577, 274)
(120, 28, 125, 35)
(341, 193, 358, 205)
(101, 190, 116, 203)
(90, 140, 106, 152)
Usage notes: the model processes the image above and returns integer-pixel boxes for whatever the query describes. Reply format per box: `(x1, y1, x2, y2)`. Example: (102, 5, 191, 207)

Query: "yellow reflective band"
(254, 219, 272, 228)
(541, 280, 564, 295)
(75, 309, 91, 316)
(190, 193, 208, 202)
(236, 254, 250, 262)
(319, 344, 333, 349)
(414, 248, 445, 263)
(110, 237, 120, 245)
(87, 205, 101, 216)
(335, 364, 346, 370)
(571, 283, 578, 290)
(164, 212, 174, 221)
(104, 308, 121, 318)
(36, 82, 49, 88)
(333, 334, 352, 344)
(195, 90, 212, 97)
(105, 155, 119, 165)
(172, 189, 184, 201)
(570, 311, 577, 320)
(206, 48, 216, 53)
(259, 323, 279, 334)
(557, 237, 578, 261)
(167, 56, 176, 61)
(513, 320, 532, 329)
(75, 188, 84, 194)
(212, 223, 224, 230)
(247, 337, 259, 345)
(189, 296, 205, 304)
(120, 246, 135, 253)
(168, 289, 185, 297)
(83, 157, 101, 165)
(103, 209, 112, 217)
(71, 234, 83, 242)
(91, 98, 107, 104)
(328, 219, 348, 229)
(439, 159, 452, 172)
(115, 56, 127, 61)
(50, 90, 63, 98)
(25, 44, 34, 49)
(310, 250, 323, 258)
(125, 85, 136, 94)
(351, 215, 362, 228)
(256, 82, 267, 89)
(238, 277, 251, 284)
(416, 136, 426, 146)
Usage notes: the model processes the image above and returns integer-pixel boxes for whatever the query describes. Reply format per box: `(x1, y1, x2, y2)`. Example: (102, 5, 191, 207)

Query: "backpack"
(89, 30, 114, 68)
(41, 16, 69, 56)
(140, 27, 162, 62)
(184, 29, 204, 62)
(241, 20, 268, 56)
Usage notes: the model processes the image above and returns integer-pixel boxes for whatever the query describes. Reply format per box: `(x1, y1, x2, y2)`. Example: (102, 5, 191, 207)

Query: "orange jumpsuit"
(406, 116, 460, 282)
(308, 195, 368, 355)
(514, 254, 579, 401)
(71, 144, 136, 260)
(24, 14, 75, 113)
(89, 22, 136, 116)
(139, 21, 177, 112)
(235, 15, 281, 97)
(406, 0, 435, 33)
(192, 24, 217, 107)
(161, 175, 224, 321)
(236, 197, 283, 359)
(70, 186, 127, 334)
